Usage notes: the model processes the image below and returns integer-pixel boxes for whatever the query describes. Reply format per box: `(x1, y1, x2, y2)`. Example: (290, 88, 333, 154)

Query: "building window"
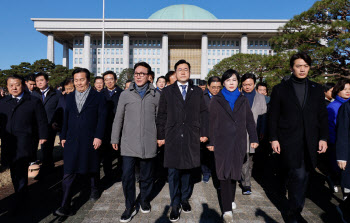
(152, 40, 156, 46)
(157, 59, 160, 64)
(208, 59, 211, 65)
(255, 50, 258, 54)
(148, 40, 152, 46)
(79, 58, 82, 64)
(213, 41, 216, 47)
(264, 41, 268, 47)
(152, 59, 155, 64)
(236, 41, 239, 46)
(111, 49, 114, 55)
(143, 49, 146, 55)
(92, 58, 96, 64)
(259, 50, 263, 55)
(236, 50, 240, 54)
(116, 49, 119, 55)
(217, 59, 220, 64)
(107, 40, 110, 46)
(157, 40, 161, 46)
(121, 58, 123, 64)
(231, 50, 234, 55)
(98, 67, 100, 73)
(148, 58, 151, 64)
(208, 49, 211, 55)
(75, 40, 79, 45)
(144, 40, 147, 46)
(222, 41, 225, 46)
(74, 58, 78, 64)
(208, 40, 212, 47)
(250, 41, 254, 47)
(111, 40, 115, 46)
(116, 68, 119, 73)
(255, 41, 258, 46)
(107, 58, 110, 64)
(107, 49, 110, 55)
(213, 50, 216, 56)
(98, 58, 101, 64)
(111, 58, 114, 64)
(79, 49, 83, 54)
(121, 40, 123, 46)
(157, 49, 160, 55)
(79, 40, 83, 45)
(134, 49, 137, 55)
(218, 50, 221, 56)
(116, 40, 120, 46)
(139, 40, 142, 46)
(121, 49, 123, 55)
(226, 50, 229, 56)
(75, 49, 78, 55)
(130, 49, 133, 55)
(111, 68, 114, 72)
(157, 68, 160, 74)
(148, 49, 151, 55)
(116, 58, 119, 64)
(264, 50, 267, 55)
(130, 40, 133, 46)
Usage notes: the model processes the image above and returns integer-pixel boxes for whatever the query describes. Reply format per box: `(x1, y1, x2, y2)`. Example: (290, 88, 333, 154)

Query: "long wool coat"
(268, 79, 329, 169)
(336, 101, 350, 188)
(0, 92, 48, 166)
(60, 89, 107, 174)
(208, 92, 258, 180)
(156, 82, 209, 169)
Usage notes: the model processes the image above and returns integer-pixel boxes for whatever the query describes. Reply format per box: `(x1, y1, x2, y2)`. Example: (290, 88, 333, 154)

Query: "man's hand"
(251, 143, 259, 149)
(93, 138, 102, 150)
(207, 146, 214, 151)
(200, 137, 208, 143)
(271, 140, 280, 154)
(112, 144, 119, 151)
(157, 140, 165, 147)
(61, 140, 66, 148)
(338, 161, 347, 170)
(39, 139, 47, 145)
(318, 140, 328, 154)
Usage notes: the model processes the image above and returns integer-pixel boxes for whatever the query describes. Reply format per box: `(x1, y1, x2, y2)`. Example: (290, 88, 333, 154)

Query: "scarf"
(335, 95, 350, 104)
(221, 87, 240, 111)
(243, 90, 256, 108)
(135, 82, 149, 98)
(75, 85, 91, 113)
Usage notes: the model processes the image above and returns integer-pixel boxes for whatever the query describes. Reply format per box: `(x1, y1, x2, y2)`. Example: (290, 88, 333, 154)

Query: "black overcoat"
(156, 81, 209, 169)
(32, 87, 61, 124)
(336, 101, 350, 188)
(268, 79, 328, 169)
(0, 92, 48, 166)
(60, 89, 107, 174)
(208, 92, 258, 180)
(100, 86, 123, 142)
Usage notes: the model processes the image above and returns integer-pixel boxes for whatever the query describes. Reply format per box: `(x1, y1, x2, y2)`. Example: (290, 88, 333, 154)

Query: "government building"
(32, 4, 288, 82)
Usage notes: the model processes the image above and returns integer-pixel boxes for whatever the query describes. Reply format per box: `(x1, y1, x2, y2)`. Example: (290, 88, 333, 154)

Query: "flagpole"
(101, 0, 105, 76)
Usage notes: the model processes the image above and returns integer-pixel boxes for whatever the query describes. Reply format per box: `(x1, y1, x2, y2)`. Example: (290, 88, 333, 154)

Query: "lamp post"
(101, 0, 105, 76)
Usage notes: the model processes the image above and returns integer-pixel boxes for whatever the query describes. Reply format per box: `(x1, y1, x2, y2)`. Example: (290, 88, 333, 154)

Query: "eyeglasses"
(176, 68, 189, 72)
(134, 72, 148, 77)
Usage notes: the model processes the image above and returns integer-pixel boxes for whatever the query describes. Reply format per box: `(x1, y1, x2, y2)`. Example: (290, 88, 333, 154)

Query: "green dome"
(149, 4, 217, 20)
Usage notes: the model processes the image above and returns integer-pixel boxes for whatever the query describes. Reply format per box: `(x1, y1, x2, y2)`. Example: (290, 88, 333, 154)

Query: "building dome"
(148, 4, 217, 20)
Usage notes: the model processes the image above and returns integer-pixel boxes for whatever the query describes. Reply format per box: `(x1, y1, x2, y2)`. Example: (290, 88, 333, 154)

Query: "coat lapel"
(80, 89, 96, 113)
(285, 79, 302, 110)
(171, 82, 185, 105)
(43, 89, 54, 105)
(216, 92, 236, 121)
(184, 84, 194, 104)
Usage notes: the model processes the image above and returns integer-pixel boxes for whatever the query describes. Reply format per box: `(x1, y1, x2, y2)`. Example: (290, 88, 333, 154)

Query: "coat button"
(181, 134, 183, 137)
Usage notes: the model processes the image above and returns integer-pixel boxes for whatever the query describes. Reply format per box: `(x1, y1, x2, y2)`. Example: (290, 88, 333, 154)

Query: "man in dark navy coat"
(157, 60, 209, 222)
(32, 72, 61, 175)
(269, 53, 328, 223)
(55, 68, 107, 216)
(100, 70, 123, 178)
(0, 75, 48, 213)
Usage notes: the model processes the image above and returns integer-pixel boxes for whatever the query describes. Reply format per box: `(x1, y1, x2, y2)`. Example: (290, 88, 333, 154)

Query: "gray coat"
(111, 83, 160, 159)
(243, 91, 267, 153)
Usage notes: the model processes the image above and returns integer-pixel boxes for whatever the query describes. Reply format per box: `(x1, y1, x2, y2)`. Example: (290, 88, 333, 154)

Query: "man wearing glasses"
(111, 62, 160, 222)
(157, 59, 209, 222)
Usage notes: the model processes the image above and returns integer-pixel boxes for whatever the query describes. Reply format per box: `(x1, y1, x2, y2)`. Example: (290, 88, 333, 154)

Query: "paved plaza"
(0, 158, 345, 223)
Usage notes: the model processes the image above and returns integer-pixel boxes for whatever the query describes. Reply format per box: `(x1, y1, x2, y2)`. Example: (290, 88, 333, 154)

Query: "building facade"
(32, 4, 288, 81)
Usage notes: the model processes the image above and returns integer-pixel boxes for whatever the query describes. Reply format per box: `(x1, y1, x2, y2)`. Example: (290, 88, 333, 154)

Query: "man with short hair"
(94, 76, 104, 92)
(157, 59, 208, 222)
(198, 80, 207, 91)
(148, 70, 155, 86)
(323, 83, 335, 106)
(25, 73, 36, 94)
(100, 70, 123, 179)
(256, 82, 270, 104)
(111, 62, 160, 222)
(240, 73, 267, 195)
(0, 75, 48, 214)
(32, 72, 61, 176)
(55, 68, 107, 217)
(125, 80, 132, 90)
(165, 71, 177, 86)
(201, 76, 221, 184)
(269, 53, 328, 223)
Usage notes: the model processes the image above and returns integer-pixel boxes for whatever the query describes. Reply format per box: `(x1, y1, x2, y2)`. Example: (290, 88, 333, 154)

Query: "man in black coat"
(0, 75, 48, 213)
(269, 53, 328, 223)
(32, 72, 61, 175)
(201, 76, 221, 185)
(100, 70, 123, 178)
(157, 60, 209, 222)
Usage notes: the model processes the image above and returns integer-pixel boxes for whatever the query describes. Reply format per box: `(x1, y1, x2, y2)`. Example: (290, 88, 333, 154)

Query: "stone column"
(47, 33, 54, 63)
(123, 33, 130, 70)
(62, 42, 69, 68)
(201, 33, 208, 80)
(160, 33, 168, 78)
(240, 33, 248, 54)
(83, 33, 91, 71)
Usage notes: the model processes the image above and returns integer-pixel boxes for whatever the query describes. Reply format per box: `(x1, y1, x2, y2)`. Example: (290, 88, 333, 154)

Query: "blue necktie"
(41, 91, 45, 101)
(109, 90, 114, 97)
(181, 85, 187, 100)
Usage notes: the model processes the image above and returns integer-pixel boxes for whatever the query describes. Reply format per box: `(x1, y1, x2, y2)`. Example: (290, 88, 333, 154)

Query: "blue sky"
(0, 0, 318, 70)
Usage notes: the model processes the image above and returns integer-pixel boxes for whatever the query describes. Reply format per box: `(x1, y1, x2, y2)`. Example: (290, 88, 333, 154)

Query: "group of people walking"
(1, 52, 350, 223)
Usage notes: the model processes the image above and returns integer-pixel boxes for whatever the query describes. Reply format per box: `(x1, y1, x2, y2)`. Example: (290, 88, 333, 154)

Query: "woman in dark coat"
(207, 69, 258, 223)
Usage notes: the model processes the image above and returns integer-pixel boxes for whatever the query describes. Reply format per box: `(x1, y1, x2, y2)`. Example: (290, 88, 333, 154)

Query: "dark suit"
(100, 86, 123, 176)
(59, 88, 107, 208)
(156, 81, 208, 207)
(32, 87, 61, 169)
(268, 78, 328, 215)
(0, 92, 48, 199)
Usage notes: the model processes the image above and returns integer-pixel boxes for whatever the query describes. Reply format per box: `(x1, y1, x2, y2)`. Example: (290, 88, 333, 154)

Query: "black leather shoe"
(181, 200, 191, 213)
(55, 207, 73, 217)
(120, 207, 137, 222)
(169, 205, 181, 222)
(89, 190, 100, 201)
